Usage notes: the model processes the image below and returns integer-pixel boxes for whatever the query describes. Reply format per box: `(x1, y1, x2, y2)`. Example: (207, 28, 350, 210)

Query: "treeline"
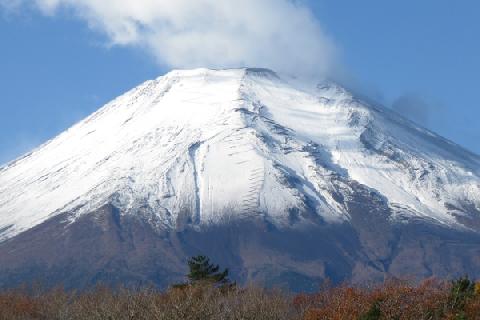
(1, 278, 480, 320)
(1, 256, 480, 319)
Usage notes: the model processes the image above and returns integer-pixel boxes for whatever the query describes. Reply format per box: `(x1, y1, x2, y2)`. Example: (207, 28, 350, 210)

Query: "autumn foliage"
(0, 278, 480, 319)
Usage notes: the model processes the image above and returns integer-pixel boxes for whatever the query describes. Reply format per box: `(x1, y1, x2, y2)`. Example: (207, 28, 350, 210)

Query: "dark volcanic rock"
(1, 203, 480, 292)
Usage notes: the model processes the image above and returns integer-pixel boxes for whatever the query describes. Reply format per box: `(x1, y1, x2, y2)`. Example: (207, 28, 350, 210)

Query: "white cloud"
(1, 0, 337, 77)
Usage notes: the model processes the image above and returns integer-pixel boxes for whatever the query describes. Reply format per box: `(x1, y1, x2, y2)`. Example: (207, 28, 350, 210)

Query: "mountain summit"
(1, 68, 480, 289)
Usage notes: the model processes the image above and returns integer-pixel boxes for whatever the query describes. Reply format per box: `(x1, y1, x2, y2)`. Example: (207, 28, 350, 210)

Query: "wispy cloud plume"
(2, 0, 337, 77)
(391, 94, 431, 127)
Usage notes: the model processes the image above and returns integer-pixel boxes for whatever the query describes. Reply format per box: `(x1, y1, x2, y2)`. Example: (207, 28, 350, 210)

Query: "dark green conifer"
(187, 255, 229, 285)
(173, 255, 232, 289)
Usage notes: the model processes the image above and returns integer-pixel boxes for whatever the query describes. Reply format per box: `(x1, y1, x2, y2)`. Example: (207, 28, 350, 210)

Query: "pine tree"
(187, 255, 230, 285)
(172, 255, 232, 289)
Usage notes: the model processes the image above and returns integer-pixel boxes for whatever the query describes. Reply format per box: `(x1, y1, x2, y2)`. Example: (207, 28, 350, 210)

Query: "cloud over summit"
(3, 0, 337, 77)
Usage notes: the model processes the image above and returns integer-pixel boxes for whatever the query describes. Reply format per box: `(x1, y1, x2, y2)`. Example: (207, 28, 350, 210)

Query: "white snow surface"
(1, 68, 480, 241)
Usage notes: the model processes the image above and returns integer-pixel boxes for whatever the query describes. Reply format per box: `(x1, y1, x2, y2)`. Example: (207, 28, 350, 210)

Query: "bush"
(358, 301, 381, 320)
(0, 284, 296, 320)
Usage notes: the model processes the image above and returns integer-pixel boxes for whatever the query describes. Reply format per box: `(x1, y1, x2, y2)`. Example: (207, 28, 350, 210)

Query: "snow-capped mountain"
(1, 68, 480, 289)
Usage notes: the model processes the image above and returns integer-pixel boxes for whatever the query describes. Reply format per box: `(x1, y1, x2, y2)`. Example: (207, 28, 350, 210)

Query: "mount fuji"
(1, 68, 480, 290)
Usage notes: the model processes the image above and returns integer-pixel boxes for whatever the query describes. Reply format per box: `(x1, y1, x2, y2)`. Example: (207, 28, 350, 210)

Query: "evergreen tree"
(187, 255, 230, 285)
(173, 255, 232, 289)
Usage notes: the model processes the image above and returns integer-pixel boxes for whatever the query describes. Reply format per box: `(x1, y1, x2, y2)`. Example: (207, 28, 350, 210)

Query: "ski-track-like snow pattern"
(1, 68, 480, 241)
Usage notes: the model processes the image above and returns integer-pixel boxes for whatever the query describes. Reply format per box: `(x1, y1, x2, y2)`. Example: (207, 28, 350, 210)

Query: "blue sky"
(0, 0, 479, 165)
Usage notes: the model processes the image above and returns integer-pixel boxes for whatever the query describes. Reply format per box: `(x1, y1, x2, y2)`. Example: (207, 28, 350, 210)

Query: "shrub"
(358, 301, 381, 320)
(447, 276, 475, 319)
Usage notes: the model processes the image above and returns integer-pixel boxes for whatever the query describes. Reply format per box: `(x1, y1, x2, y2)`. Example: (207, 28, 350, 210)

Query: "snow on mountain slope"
(1, 68, 479, 242)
